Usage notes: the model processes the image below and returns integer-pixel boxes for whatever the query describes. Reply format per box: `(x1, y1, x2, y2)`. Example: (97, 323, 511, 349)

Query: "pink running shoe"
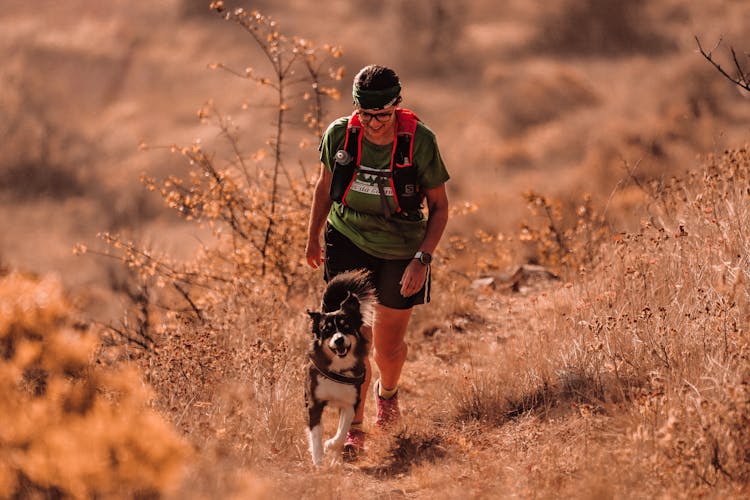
(342, 428, 365, 461)
(374, 380, 401, 428)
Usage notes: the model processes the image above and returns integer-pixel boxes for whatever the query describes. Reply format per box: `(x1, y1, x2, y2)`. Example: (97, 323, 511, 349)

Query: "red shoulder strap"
(344, 111, 364, 167)
(348, 110, 362, 129)
(395, 108, 419, 134)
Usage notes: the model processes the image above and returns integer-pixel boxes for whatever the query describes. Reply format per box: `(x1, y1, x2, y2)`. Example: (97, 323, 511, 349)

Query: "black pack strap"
(395, 133, 412, 165)
(357, 165, 392, 177)
(376, 176, 393, 220)
(330, 127, 361, 203)
(309, 355, 365, 385)
(346, 127, 360, 162)
(357, 166, 395, 220)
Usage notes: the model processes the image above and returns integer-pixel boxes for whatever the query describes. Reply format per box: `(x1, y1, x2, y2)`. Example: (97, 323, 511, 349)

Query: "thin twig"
(215, 107, 254, 189)
(695, 36, 750, 91)
(101, 322, 152, 350)
(730, 47, 749, 87)
(173, 282, 206, 324)
(541, 199, 569, 256)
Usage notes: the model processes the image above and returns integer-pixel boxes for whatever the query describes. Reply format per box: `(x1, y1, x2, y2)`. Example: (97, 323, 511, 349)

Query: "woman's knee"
(372, 305, 411, 361)
(375, 340, 408, 363)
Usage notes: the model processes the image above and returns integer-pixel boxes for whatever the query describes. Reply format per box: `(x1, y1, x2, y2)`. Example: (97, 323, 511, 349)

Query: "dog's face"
(308, 292, 364, 359)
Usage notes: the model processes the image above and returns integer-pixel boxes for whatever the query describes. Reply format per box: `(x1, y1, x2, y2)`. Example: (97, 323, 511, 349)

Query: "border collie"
(305, 270, 375, 467)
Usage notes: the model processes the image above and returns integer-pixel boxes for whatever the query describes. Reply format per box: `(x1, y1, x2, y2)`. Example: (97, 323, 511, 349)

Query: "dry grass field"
(1, 0, 749, 498)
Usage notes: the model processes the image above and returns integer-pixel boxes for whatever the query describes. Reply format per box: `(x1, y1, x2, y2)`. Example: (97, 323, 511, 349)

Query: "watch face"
(419, 252, 432, 265)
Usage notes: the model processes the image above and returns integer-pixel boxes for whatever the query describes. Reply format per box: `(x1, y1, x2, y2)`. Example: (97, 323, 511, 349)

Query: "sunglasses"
(357, 109, 395, 123)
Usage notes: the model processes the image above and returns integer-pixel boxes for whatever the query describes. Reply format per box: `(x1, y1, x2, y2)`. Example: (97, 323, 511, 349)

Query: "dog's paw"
(324, 438, 342, 454)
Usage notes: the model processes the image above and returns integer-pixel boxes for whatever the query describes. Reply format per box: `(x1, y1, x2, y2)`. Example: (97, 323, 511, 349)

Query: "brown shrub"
(532, 0, 676, 56)
(490, 67, 600, 136)
(69, 11, 350, 487)
(517, 190, 609, 278)
(0, 272, 188, 498)
(391, 0, 470, 74)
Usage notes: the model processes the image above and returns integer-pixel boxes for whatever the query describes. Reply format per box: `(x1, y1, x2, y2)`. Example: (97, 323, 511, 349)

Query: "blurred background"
(1, 0, 748, 315)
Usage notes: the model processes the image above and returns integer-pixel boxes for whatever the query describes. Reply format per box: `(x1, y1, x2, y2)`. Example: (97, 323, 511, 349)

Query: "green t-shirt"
(319, 114, 450, 259)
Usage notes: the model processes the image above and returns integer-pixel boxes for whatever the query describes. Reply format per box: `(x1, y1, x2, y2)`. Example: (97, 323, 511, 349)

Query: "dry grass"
(441, 147, 750, 496)
(105, 144, 745, 498)
(4, 103, 749, 500)
(61, 109, 741, 494)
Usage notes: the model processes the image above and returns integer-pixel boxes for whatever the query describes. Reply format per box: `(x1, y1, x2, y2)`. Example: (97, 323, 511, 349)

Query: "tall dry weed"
(619, 148, 750, 491)
(518, 190, 609, 278)
(446, 147, 749, 496)
(557, 149, 750, 494)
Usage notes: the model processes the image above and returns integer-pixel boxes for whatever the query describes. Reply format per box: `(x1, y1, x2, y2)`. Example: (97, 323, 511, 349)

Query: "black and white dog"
(305, 270, 375, 466)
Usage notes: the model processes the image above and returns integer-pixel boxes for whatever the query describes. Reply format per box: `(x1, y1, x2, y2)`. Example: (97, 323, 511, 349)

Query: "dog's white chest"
(314, 378, 358, 408)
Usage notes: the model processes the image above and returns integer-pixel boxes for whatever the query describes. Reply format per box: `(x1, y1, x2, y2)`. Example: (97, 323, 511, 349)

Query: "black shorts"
(324, 224, 429, 310)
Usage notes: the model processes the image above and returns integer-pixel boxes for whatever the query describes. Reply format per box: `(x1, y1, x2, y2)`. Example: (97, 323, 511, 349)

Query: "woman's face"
(357, 106, 397, 143)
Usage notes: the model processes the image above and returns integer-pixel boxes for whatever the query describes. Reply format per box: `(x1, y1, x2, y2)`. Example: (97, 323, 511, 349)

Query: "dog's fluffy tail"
(322, 269, 376, 326)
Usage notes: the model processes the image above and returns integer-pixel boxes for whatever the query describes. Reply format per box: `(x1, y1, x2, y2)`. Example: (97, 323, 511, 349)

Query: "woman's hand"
(400, 259, 428, 297)
(305, 238, 325, 269)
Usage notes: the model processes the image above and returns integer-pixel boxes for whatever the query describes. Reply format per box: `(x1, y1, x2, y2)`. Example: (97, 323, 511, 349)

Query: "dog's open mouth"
(334, 345, 350, 357)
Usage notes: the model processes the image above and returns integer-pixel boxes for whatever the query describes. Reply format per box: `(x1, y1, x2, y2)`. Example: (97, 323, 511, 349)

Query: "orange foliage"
(0, 272, 188, 498)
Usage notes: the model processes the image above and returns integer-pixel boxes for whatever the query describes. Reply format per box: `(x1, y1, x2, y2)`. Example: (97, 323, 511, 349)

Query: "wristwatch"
(414, 251, 432, 265)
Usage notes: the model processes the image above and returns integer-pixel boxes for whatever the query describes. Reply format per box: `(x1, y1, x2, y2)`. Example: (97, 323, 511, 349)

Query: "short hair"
(354, 65, 400, 91)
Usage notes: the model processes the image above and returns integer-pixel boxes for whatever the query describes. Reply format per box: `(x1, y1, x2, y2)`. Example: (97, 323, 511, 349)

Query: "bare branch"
(101, 322, 152, 350)
(695, 36, 750, 92)
(173, 282, 206, 324)
(213, 107, 254, 188)
(730, 47, 749, 87)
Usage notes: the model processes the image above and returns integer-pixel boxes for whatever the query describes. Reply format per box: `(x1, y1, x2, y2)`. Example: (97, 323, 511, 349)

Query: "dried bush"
(76, 4, 345, 474)
(0, 272, 188, 498)
(532, 0, 675, 56)
(0, 71, 94, 202)
(563, 148, 750, 492)
(518, 190, 609, 278)
(445, 147, 749, 496)
(81, 3, 345, 336)
(491, 67, 600, 136)
(626, 149, 749, 489)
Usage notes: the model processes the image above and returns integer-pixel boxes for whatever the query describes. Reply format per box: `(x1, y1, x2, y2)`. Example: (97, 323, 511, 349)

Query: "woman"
(305, 64, 449, 458)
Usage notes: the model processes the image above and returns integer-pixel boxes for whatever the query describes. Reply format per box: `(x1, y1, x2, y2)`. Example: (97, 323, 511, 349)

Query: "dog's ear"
(340, 292, 361, 317)
(307, 310, 322, 338)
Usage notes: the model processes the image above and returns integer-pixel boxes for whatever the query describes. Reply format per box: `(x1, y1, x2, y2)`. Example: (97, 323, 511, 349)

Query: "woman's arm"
(305, 164, 333, 269)
(417, 183, 449, 255)
(400, 183, 449, 297)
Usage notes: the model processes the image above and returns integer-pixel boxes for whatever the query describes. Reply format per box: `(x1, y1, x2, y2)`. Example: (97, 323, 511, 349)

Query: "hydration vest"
(329, 108, 422, 219)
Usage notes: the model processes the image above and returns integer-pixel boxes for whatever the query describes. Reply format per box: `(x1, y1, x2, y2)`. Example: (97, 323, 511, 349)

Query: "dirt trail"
(328, 279, 575, 497)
